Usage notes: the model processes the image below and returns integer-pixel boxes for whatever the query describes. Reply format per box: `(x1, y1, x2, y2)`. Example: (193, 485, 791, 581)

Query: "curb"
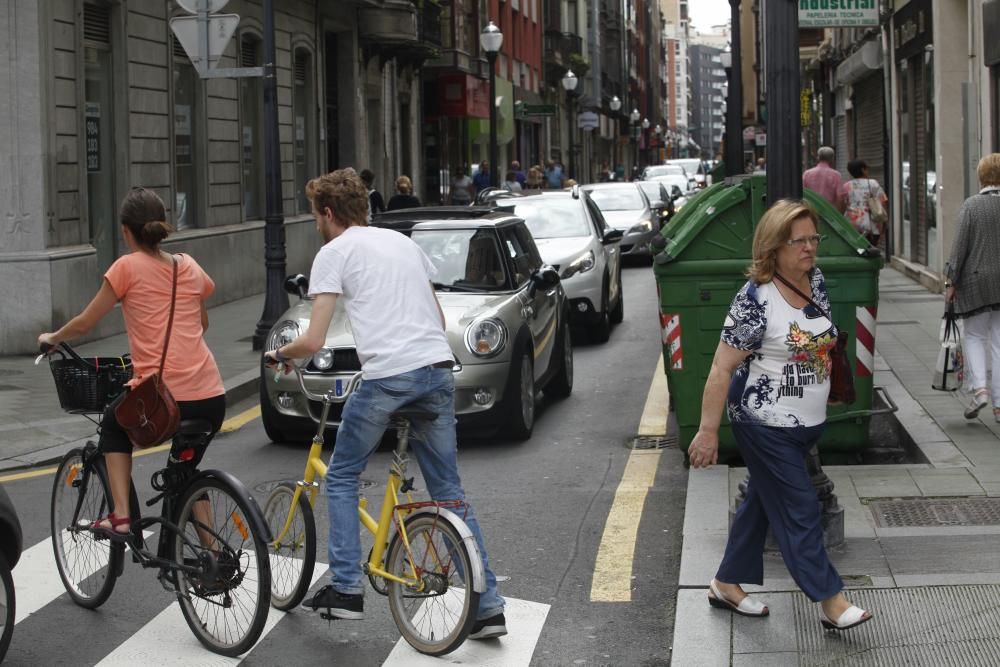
(0, 369, 261, 475)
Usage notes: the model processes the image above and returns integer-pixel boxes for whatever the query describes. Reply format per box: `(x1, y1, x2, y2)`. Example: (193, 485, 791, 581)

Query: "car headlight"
(267, 320, 300, 351)
(628, 220, 653, 234)
(312, 348, 334, 371)
(465, 318, 507, 358)
(560, 250, 595, 279)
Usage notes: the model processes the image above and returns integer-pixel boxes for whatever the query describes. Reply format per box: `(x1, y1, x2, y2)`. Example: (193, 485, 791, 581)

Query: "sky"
(687, 0, 731, 32)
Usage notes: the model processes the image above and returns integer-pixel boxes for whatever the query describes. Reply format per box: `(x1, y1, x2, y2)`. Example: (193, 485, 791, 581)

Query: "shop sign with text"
(799, 0, 879, 27)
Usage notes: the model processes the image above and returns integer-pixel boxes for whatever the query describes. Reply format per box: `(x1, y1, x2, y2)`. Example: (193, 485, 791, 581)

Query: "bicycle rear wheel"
(50, 448, 124, 608)
(171, 477, 271, 657)
(386, 513, 480, 656)
(263, 481, 316, 610)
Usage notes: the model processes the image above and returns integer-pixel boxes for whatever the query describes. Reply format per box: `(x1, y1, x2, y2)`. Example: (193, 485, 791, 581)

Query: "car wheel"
(591, 279, 612, 344)
(504, 346, 535, 440)
(259, 363, 312, 444)
(546, 321, 573, 399)
(609, 267, 624, 325)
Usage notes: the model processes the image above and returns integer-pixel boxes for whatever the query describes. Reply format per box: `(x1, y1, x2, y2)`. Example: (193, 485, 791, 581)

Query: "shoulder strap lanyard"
(773, 273, 831, 321)
(158, 256, 178, 377)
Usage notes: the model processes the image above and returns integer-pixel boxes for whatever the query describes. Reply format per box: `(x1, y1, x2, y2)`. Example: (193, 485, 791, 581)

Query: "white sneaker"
(964, 391, 989, 419)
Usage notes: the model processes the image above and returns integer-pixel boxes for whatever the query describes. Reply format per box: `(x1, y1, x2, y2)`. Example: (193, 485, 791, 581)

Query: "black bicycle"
(41, 342, 271, 657)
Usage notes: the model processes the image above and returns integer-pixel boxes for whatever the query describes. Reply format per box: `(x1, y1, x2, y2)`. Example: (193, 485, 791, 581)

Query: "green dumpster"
(653, 175, 883, 463)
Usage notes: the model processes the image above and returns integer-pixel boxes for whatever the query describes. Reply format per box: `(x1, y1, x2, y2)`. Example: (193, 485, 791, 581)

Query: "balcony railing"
(544, 31, 583, 62)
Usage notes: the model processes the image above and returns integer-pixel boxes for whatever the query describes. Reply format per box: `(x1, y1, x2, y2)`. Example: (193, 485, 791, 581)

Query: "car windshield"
(643, 165, 684, 178)
(637, 182, 667, 202)
(670, 159, 702, 175)
(512, 199, 591, 239)
(410, 228, 509, 291)
(585, 187, 644, 211)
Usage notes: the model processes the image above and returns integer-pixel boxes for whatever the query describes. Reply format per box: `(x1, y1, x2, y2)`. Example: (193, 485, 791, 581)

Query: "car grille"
(306, 348, 362, 373)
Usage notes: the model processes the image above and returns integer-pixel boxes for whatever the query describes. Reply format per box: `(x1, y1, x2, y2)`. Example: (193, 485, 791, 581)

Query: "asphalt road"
(1, 261, 687, 666)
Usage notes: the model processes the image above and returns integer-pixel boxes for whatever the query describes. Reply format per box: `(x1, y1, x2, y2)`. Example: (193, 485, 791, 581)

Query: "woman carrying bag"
(38, 187, 225, 536)
(687, 199, 872, 632)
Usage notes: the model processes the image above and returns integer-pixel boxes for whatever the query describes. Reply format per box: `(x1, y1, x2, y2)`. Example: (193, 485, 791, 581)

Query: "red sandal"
(89, 512, 132, 538)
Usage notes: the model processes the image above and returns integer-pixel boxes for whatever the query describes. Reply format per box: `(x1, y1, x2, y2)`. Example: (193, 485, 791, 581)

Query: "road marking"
(384, 596, 550, 666)
(0, 404, 262, 483)
(13, 531, 153, 624)
(589, 357, 669, 602)
(96, 558, 326, 665)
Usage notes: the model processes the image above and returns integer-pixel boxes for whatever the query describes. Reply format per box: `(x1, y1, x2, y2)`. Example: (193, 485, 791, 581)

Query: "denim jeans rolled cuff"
(324, 366, 505, 616)
(716, 422, 843, 602)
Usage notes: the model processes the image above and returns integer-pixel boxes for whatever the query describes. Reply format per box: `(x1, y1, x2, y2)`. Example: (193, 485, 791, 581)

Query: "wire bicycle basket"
(46, 344, 132, 414)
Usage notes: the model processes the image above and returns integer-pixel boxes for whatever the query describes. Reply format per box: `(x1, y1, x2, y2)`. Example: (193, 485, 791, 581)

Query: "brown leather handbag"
(114, 256, 181, 448)
(774, 273, 856, 406)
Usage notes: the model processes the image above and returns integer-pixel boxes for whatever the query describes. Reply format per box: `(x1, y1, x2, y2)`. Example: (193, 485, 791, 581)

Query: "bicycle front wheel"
(386, 513, 480, 656)
(0, 552, 14, 661)
(50, 448, 123, 608)
(171, 477, 271, 657)
(263, 481, 316, 610)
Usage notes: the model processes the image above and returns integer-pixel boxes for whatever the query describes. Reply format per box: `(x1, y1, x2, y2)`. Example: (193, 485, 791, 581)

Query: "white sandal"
(820, 605, 872, 630)
(707, 579, 769, 617)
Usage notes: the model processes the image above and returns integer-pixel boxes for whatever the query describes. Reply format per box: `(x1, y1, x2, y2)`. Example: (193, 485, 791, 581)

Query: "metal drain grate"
(626, 435, 677, 450)
(869, 497, 1000, 527)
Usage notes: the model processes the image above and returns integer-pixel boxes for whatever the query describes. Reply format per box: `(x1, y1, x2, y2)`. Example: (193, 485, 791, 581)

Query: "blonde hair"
(746, 199, 819, 284)
(305, 168, 369, 227)
(977, 154, 1000, 187)
(396, 175, 413, 195)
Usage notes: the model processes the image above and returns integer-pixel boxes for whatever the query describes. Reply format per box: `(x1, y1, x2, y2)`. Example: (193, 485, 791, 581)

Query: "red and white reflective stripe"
(661, 312, 683, 369)
(855, 305, 877, 377)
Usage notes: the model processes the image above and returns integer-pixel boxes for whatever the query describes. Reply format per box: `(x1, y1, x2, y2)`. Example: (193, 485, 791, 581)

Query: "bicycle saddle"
(177, 419, 214, 436)
(390, 406, 438, 423)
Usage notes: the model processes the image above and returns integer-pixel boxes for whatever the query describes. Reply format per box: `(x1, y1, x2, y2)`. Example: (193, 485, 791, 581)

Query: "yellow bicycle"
(262, 367, 485, 656)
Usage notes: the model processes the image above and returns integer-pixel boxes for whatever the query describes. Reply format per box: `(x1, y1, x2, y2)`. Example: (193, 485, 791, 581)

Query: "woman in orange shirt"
(38, 187, 225, 536)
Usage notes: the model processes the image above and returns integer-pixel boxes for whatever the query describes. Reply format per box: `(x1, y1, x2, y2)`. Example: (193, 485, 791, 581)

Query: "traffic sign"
(176, 0, 230, 12)
(170, 14, 240, 71)
(518, 103, 556, 117)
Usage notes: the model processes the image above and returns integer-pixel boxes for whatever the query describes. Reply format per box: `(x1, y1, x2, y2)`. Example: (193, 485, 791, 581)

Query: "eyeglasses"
(785, 234, 825, 247)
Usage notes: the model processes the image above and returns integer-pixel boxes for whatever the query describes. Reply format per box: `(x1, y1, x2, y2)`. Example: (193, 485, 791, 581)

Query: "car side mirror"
(284, 274, 309, 298)
(528, 266, 561, 296)
(603, 228, 625, 245)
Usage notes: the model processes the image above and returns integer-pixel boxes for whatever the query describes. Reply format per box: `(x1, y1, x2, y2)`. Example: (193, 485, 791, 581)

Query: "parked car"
(580, 182, 663, 259)
(667, 158, 712, 189)
(496, 189, 624, 342)
(261, 207, 573, 442)
(0, 483, 22, 661)
(635, 180, 689, 217)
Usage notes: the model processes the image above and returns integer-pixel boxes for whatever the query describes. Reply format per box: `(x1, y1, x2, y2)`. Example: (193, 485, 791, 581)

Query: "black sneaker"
(468, 613, 507, 640)
(301, 584, 364, 620)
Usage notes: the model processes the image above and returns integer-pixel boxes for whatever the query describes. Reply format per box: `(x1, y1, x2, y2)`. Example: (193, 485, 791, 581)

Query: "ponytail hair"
(119, 187, 172, 248)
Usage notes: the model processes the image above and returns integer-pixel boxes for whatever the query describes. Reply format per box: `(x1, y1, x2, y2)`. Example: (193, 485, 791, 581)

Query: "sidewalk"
(672, 267, 1000, 666)
(0, 294, 266, 471)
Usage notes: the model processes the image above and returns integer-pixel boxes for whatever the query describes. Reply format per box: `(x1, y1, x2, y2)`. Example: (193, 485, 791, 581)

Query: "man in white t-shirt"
(264, 168, 507, 639)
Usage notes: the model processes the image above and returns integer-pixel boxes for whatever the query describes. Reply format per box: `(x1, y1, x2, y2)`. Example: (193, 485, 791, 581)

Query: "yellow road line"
(0, 403, 262, 484)
(590, 357, 669, 602)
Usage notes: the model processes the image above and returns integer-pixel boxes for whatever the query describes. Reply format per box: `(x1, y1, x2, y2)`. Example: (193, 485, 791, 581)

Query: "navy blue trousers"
(715, 422, 843, 602)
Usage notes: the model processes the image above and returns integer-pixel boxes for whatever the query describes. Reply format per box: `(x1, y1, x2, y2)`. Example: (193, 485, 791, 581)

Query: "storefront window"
(924, 48, 937, 271)
(240, 34, 264, 220)
(293, 49, 315, 213)
(173, 41, 202, 230)
(83, 3, 117, 271)
(898, 58, 912, 260)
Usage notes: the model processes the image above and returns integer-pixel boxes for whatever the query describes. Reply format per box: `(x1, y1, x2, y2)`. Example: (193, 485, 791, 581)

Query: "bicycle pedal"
(319, 611, 340, 622)
(399, 477, 416, 493)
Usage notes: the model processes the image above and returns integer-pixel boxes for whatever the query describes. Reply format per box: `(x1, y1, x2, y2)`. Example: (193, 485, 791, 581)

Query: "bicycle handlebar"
(268, 358, 362, 404)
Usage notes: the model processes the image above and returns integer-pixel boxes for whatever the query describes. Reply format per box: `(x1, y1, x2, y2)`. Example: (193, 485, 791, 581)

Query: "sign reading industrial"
(798, 0, 879, 27)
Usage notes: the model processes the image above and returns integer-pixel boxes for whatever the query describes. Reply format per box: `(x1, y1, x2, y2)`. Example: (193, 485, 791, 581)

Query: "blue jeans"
(325, 365, 505, 620)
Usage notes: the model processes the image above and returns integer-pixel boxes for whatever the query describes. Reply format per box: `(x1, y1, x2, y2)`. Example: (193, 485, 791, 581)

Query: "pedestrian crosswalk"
(8, 534, 550, 665)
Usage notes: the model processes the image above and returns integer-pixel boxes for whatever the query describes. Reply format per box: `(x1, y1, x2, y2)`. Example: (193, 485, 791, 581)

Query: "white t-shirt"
(308, 226, 453, 380)
(720, 270, 838, 427)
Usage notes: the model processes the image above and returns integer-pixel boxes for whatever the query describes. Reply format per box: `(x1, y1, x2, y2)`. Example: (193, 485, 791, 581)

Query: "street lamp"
(630, 108, 640, 174)
(641, 118, 650, 167)
(655, 124, 663, 163)
(610, 95, 622, 175)
(480, 21, 503, 189)
(561, 69, 579, 181)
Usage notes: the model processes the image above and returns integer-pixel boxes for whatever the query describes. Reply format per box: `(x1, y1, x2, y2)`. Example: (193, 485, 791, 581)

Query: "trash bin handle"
(824, 385, 898, 423)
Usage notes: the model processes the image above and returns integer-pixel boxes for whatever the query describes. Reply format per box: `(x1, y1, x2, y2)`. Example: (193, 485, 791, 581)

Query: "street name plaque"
(798, 0, 879, 28)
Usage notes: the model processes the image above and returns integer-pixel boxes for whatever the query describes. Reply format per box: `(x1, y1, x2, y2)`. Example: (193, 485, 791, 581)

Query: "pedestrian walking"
(687, 199, 873, 632)
(472, 161, 492, 193)
(386, 175, 421, 211)
(360, 169, 384, 219)
(450, 166, 474, 206)
(526, 166, 544, 190)
(840, 160, 888, 247)
(37, 187, 226, 538)
(802, 147, 844, 211)
(502, 171, 523, 193)
(510, 160, 526, 187)
(265, 168, 507, 639)
(544, 160, 564, 189)
(945, 153, 1000, 423)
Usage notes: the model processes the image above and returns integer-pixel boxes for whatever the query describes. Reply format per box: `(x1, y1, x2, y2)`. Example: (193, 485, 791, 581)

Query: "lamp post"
(641, 117, 650, 167)
(562, 69, 579, 181)
(610, 95, 622, 176)
(655, 124, 663, 163)
(480, 21, 503, 189)
(251, 0, 288, 349)
(724, 0, 744, 177)
(629, 108, 640, 175)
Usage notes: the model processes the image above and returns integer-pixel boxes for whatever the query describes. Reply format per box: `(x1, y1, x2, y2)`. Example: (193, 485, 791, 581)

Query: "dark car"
(581, 182, 667, 258)
(0, 483, 22, 660)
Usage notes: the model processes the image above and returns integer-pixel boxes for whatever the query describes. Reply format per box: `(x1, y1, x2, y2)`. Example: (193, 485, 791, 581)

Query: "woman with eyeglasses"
(687, 199, 873, 632)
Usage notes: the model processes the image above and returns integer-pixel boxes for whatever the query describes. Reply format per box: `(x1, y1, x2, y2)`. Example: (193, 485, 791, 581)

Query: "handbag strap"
(158, 256, 178, 377)
(773, 273, 832, 321)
